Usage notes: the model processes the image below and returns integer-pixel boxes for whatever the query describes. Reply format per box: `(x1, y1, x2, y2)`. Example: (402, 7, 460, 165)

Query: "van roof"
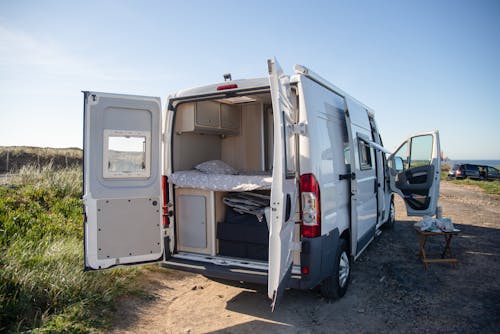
(168, 66, 376, 117)
(170, 77, 270, 99)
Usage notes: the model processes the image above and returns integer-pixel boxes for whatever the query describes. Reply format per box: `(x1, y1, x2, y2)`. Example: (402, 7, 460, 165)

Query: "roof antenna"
(223, 73, 232, 82)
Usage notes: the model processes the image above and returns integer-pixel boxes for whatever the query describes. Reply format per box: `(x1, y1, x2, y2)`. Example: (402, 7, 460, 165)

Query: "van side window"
(358, 139, 373, 170)
(409, 135, 433, 168)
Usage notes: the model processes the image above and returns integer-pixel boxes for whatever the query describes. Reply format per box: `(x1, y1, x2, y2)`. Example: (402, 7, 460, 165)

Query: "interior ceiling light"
(216, 96, 257, 104)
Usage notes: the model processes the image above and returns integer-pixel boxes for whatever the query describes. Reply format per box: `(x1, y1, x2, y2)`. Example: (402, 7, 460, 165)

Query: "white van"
(83, 58, 441, 309)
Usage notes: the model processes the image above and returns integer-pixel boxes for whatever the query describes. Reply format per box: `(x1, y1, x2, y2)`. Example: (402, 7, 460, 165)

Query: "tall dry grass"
(0, 165, 142, 333)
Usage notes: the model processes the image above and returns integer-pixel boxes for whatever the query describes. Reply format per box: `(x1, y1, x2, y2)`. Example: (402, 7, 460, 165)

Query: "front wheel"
(384, 197, 395, 229)
(320, 239, 350, 300)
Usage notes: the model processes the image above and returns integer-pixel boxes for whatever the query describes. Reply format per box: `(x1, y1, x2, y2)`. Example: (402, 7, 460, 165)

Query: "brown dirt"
(110, 181, 500, 333)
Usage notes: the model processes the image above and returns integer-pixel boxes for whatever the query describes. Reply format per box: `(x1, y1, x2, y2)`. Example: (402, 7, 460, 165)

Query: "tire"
(320, 239, 350, 300)
(384, 197, 395, 229)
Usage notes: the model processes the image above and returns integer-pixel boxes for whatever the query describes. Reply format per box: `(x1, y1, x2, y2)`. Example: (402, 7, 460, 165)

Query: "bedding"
(223, 192, 270, 221)
(170, 170, 272, 191)
(195, 160, 238, 175)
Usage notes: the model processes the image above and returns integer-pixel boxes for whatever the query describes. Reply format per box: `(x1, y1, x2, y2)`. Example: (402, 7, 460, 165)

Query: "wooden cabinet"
(220, 104, 240, 130)
(196, 101, 220, 127)
(176, 102, 241, 135)
(175, 188, 227, 255)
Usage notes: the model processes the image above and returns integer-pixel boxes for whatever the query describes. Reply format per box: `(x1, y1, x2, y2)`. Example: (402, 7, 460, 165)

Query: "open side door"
(267, 58, 298, 310)
(389, 131, 441, 216)
(83, 91, 163, 270)
(344, 97, 378, 257)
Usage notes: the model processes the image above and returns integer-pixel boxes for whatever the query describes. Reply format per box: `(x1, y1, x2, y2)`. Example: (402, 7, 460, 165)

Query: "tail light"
(299, 173, 321, 238)
(456, 170, 462, 176)
(161, 176, 169, 227)
(216, 84, 238, 91)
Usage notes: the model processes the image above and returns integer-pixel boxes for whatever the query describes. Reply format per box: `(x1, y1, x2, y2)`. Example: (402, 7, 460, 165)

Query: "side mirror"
(394, 157, 404, 172)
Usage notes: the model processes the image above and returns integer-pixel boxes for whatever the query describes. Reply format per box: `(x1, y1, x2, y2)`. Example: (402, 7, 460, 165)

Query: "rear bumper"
(161, 229, 340, 290)
(297, 229, 340, 290)
(161, 257, 269, 285)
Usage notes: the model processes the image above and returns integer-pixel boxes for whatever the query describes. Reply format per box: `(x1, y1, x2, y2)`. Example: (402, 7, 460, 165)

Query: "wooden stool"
(414, 227, 460, 270)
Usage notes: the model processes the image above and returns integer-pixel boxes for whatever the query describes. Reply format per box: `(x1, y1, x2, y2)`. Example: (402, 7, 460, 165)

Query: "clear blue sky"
(1, 0, 499, 159)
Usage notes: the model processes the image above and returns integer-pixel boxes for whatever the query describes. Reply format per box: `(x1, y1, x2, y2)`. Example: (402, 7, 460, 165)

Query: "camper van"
(83, 58, 441, 309)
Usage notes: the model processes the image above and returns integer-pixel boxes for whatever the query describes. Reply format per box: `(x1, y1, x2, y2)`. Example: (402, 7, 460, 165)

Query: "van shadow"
(205, 218, 500, 333)
(110, 217, 500, 333)
(207, 320, 294, 334)
(204, 276, 325, 330)
(203, 276, 318, 319)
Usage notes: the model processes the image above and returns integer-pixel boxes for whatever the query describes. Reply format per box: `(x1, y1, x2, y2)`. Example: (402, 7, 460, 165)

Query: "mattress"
(170, 170, 272, 191)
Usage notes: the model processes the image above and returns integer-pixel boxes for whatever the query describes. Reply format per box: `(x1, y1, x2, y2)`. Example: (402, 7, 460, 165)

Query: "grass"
(0, 146, 82, 157)
(447, 178, 500, 195)
(441, 165, 500, 196)
(0, 146, 82, 173)
(0, 165, 143, 333)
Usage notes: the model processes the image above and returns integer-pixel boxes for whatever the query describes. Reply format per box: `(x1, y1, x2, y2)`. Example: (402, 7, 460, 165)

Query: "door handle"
(285, 194, 292, 222)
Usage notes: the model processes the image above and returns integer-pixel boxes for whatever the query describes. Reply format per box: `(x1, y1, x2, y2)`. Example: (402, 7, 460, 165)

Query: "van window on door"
(284, 91, 299, 179)
(103, 130, 150, 178)
(284, 115, 297, 178)
(409, 135, 433, 168)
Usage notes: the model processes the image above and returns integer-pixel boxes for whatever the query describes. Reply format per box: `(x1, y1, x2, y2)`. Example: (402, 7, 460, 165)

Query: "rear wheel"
(320, 239, 350, 300)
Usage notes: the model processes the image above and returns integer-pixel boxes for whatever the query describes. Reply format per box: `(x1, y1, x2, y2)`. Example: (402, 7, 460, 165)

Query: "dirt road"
(111, 182, 500, 333)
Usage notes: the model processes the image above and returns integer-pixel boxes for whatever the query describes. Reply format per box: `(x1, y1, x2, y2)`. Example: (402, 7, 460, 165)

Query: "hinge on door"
(88, 94, 99, 105)
(288, 122, 307, 135)
(267, 59, 273, 74)
(339, 173, 356, 180)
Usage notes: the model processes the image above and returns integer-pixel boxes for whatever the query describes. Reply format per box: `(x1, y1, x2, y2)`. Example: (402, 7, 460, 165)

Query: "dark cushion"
(224, 208, 264, 226)
(218, 240, 268, 261)
(217, 222, 268, 245)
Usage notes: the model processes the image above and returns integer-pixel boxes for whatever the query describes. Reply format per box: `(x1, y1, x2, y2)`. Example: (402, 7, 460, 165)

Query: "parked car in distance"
(479, 165, 500, 181)
(448, 163, 480, 180)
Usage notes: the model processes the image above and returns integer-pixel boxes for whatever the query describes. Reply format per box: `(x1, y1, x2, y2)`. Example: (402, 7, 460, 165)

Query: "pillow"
(195, 160, 238, 175)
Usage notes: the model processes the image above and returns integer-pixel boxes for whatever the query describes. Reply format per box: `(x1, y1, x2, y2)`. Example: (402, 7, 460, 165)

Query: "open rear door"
(267, 58, 298, 310)
(83, 91, 163, 270)
(389, 131, 441, 216)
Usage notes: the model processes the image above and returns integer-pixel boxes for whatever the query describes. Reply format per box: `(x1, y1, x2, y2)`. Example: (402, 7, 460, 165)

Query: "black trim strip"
(356, 225, 376, 256)
(82, 91, 88, 270)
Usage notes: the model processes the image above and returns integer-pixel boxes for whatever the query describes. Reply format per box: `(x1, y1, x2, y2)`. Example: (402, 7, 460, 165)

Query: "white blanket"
(170, 170, 272, 191)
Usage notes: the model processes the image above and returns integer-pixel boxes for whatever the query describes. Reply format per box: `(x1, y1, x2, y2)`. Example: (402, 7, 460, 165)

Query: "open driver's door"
(389, 130, 441, 216)
(83, 91, 163, 270)
(267, 58, 299, 310)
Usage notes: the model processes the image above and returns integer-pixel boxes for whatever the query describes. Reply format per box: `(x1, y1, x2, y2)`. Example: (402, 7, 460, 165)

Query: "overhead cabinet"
(176, 101, 241, 135)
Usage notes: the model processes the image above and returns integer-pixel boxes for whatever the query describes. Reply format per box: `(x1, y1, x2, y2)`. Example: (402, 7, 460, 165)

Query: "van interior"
(170, 91, 292, 265)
